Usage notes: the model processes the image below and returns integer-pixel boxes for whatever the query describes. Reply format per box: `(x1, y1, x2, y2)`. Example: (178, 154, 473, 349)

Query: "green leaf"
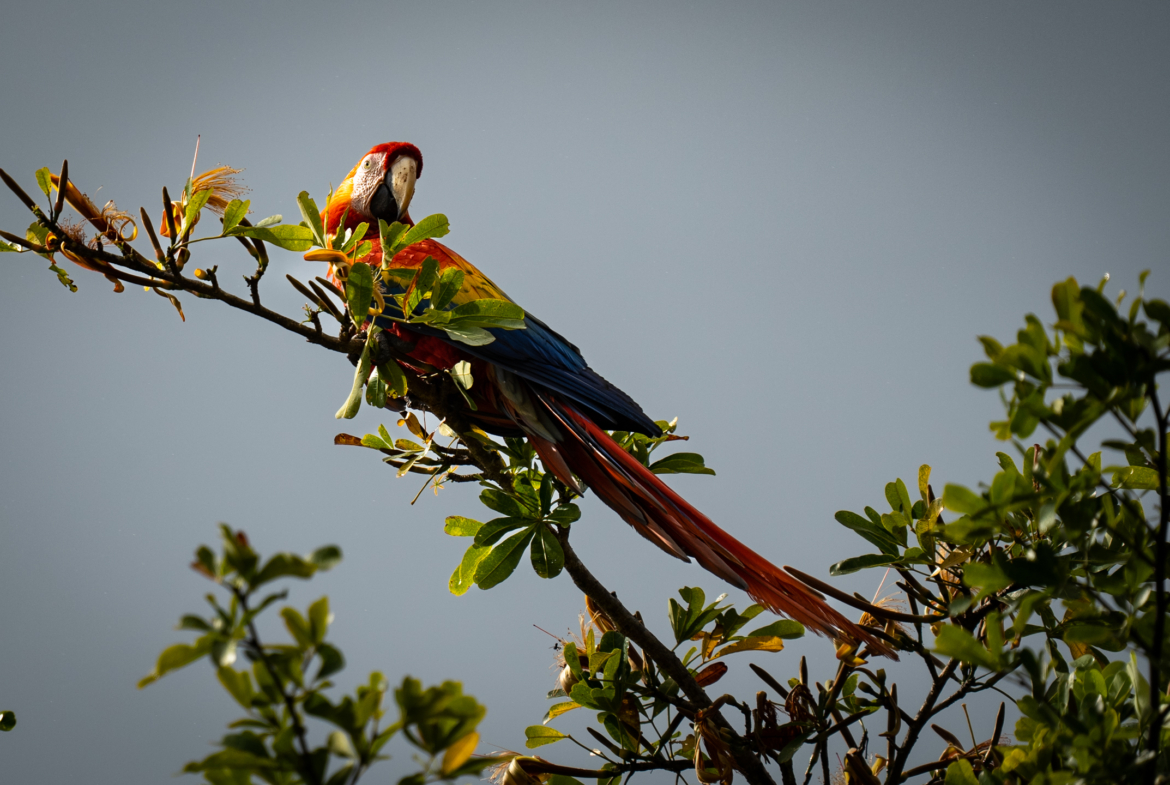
(218, 667, 255, 708)
(474, 527, 537, 589)
(328, 730, 357, 758)
(414, 255, 440, 301)
(227, 224, 314, 252)
(829, 553, 898, 576)
(1111, 466, 1158, 490)
(449, 544, 490, 596)
(399, 213, 450, 250)
(281, 607, 313, 648)
(181, 189, 213, 237)
(649, 452, 716, 476)
(311, 545, 342, 571)
(746, 620, 805, 640)
(448, 299, 526, 329)
(944, 759, 979, 785)
(376, 360, 409, 398)
(308, 596, 330, 644)
(530, 525, 565, 579)
(432, 268, 466, 310)
(480, 489, 533, 518)
(378, 219, 410, 261)
(833, 511, 900, 555)
(474, 517, 532, 547)
(48, 264, 78, 292)
(316, 642, 345, 681)
(177, 614, 211, 631)
(336, 327, 377, 420)
(346, 262, 374, 324)
(444, 516, 483, 537)
(963, 562, 1011, 593)
(296, 191, 326, 247)
(547, 503, 581, 527)
(341, 222, 369, 254)
(524, 725, 568, 748)
(942, 484, 985, 515)
(934, 625, 999, 670)
(970, 363, 1017, 388)
(252, 553, 316, 588)
(221, 199, 249, 235)
(1144, 298, 1170, 329)
(35, 167, 52, 198)
(543, 701, 581, 724)
(0, 711, 15, 731)
(138, 639, 212, 688)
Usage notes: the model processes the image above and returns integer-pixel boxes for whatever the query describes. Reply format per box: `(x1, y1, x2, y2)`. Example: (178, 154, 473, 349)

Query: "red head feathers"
(325, 142, 423, 235)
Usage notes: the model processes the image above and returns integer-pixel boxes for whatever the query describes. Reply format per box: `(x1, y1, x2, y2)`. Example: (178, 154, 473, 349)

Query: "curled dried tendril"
(99, 201, 137, 243)
(51, 174, 137, 244)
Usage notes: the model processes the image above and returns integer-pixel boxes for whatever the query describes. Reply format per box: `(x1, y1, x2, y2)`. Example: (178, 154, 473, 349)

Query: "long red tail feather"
(525, 398, 896, 659)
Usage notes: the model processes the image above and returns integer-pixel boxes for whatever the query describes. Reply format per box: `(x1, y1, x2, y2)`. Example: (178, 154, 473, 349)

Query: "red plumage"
(324, 143, 897, 658)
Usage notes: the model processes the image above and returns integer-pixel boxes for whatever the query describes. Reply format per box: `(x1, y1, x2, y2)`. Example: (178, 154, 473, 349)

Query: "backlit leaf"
(35, 167, 52, 198)
(444, 516, 483, 537)
(296, 191, 325, 247)
(227, 224, 314, 252)
(449, 543, 490, 596)
(934, 625, 999, 670)
(525, 725, 568, 748)
(346, 262, 374, 325)
(222, 199, 249, 235)
(138, 639, 213, 688)
(441, 731, 479, 774)
(711, 635, 786, 659)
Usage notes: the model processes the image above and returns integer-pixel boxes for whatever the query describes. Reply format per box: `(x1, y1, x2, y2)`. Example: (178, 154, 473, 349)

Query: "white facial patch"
(351, 153, 385, 215)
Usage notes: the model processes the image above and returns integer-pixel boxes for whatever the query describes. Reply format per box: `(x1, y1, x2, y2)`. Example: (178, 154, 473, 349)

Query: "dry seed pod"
(584, 594, 617, 633)
(558, 665, 578, 694)
(500, 758, 544, 785)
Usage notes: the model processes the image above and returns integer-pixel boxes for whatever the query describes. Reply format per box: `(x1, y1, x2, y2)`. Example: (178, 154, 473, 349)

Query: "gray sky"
(1, 2, 1167, 782)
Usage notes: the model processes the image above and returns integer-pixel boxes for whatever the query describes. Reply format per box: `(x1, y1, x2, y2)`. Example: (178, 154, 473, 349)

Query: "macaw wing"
(377, 240, 661, 436)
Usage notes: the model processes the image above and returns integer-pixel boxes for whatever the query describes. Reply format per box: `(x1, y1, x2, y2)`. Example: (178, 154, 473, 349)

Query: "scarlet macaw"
(322, 142, 890, 653)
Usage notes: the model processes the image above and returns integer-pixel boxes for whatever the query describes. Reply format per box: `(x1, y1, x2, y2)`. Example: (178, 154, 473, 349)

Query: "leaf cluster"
(138, 526, 492, 785)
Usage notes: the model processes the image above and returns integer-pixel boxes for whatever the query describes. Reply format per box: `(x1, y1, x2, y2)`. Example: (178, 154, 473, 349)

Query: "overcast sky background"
(1, 2, 1167, 782)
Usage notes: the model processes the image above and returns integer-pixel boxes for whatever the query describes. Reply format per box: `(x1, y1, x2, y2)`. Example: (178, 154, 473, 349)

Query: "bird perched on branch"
(320, 142, 894, 657)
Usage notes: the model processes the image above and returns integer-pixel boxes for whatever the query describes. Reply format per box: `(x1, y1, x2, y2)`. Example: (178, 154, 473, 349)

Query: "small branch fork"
(232, 586, 321, 785)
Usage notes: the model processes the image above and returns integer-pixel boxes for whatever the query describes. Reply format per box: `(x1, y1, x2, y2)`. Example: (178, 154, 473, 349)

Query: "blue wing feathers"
(373, 283, 660, 435)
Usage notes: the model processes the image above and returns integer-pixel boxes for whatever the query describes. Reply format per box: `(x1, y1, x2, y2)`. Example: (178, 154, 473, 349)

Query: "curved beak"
(389, 155, 417, 218)
(369, 156, 418, 224)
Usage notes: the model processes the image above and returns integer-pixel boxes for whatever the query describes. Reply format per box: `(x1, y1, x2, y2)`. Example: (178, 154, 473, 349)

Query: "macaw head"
(325, 142, 423, 236)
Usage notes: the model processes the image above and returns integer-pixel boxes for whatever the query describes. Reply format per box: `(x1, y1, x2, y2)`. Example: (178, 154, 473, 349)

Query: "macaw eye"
(362, 158, 373, 169)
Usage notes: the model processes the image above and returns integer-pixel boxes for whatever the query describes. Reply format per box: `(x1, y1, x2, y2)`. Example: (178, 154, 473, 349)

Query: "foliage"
(138, 525, 494, 785)
(2, 161, 1167, 785)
